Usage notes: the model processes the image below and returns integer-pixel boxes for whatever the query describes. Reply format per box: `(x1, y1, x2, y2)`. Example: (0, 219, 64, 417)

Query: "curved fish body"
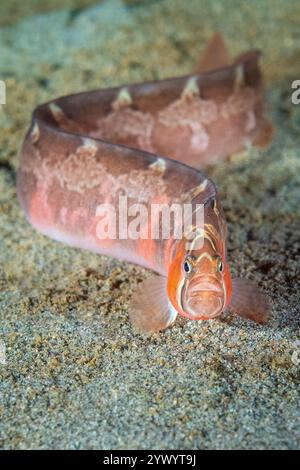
(17, 34, 271, 331)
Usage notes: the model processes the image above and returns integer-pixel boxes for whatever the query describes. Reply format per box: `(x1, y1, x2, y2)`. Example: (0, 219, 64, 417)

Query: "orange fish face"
(167, 239, 232, 320)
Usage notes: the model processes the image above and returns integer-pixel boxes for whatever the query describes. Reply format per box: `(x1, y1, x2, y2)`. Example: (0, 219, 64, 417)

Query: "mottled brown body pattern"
(17, 34, 272, 331)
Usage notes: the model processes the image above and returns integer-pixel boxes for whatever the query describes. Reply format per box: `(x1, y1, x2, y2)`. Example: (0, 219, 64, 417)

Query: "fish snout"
(189, 274, 223, 295)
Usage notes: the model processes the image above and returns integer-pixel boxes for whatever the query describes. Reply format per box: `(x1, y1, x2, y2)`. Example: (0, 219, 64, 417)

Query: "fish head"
(167, 238, 232, 320)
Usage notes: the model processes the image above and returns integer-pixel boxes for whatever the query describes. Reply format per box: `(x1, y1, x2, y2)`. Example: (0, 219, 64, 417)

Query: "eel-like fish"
(17, 34, 272, 332)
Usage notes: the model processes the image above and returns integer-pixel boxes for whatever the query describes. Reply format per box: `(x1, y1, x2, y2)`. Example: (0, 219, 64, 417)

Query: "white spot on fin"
(49, 103, 65, 122)
(112, 87, 132, 110)
(30, 122, 40, 144)
(149, 158, 166, 174)
(81, 137, 98, 154)
(182, 76, 200, 100)
(234, 64, 244, 91)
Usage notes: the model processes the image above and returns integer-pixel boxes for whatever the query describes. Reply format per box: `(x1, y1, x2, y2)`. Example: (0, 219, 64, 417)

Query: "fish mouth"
(182, 275, 224, 319)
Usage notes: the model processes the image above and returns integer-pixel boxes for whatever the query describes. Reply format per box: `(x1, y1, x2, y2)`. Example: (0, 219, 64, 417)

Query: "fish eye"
(217, 257, 223, 273)
(183, 256, 194, 275)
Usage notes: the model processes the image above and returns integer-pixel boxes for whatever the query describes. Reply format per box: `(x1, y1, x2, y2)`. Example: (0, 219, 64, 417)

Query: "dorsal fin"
(197, 32, 232, 73)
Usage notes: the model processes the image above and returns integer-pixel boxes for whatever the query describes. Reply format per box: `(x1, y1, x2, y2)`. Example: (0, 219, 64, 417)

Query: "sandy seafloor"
(0, 0, 299, 450)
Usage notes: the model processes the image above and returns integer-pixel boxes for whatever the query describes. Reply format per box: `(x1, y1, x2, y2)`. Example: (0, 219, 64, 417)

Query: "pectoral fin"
(129, 275, 177, 333)
(229, 278, 270, 324)
(197, 32, 232, 73)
